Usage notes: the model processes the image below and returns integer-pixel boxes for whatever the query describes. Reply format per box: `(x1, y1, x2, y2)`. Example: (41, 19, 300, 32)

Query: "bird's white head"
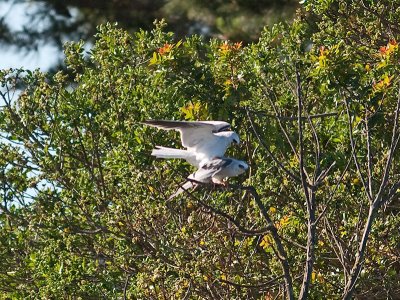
(235, 160, 249, 175)
(231, 132, 240, 145)
(216, 131, 240, 145)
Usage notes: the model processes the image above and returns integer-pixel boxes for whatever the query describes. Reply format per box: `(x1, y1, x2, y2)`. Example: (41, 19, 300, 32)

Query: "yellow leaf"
(260, 235, 272, 249)
(175, 39, 183, 48)
(279, 215, 290, 227)
(269, 207, 277, 214)
(149, 52, 159, 65)
(224, 79, 232, 86)
(383, 75, 394, 86)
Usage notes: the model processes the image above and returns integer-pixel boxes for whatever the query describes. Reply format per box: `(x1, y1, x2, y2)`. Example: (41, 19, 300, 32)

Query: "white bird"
(142, 120, 240, 167)
(169, 157, 249, 199)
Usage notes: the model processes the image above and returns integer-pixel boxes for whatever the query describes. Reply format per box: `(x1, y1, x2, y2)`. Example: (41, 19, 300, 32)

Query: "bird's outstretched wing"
(142, 120, 230, 148)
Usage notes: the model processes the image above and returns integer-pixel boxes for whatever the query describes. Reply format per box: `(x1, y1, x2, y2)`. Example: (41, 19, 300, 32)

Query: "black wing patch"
(202, 158, 232, 170)
(142, 120, 199, 129)
(214, 124, 231, 133)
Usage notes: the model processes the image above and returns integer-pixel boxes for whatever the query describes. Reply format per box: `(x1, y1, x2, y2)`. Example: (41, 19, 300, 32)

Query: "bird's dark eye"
(239, 164, 245, 169)
(234, 139, 239, 144)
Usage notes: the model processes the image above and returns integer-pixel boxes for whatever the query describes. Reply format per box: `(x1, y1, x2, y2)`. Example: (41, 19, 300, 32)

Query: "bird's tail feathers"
(168, 181, 196, 200)
(151, 146, 191, 159)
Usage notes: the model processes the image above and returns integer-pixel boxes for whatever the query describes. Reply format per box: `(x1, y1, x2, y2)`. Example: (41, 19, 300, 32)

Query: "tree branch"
(241, 186, 294, 300)
(296, 68, 316, 300)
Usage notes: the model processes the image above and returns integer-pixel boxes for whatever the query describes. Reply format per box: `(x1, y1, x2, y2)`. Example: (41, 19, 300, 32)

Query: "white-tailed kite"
(143, 120, 240, 167)
(169, 157, 249, 199)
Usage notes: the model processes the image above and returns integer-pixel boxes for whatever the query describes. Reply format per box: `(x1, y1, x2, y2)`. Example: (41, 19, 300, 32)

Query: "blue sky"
(0, 2, 62, 70)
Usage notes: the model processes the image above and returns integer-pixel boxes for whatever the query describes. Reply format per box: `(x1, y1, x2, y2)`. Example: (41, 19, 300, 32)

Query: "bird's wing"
(168, 180, 197, 200)
(142, 120, 231, 148)
(190, 158, 233, 182)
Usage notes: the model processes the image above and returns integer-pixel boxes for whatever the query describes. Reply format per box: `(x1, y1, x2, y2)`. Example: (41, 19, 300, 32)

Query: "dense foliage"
(1, 0, 400, 299)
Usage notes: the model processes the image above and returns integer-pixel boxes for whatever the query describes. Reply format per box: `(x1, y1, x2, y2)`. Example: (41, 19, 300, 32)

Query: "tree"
(1, 1, 400, 298)
(0, 0, 298, 52)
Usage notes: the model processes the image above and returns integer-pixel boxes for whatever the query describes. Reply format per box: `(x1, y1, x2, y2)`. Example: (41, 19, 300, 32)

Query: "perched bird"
(142, 120, 240, 167)
(169, 157, 249, 199)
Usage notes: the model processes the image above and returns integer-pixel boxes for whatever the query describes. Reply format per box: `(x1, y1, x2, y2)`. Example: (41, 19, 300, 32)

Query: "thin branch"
(387, 181, 400, 202)
(297, 87, 310, 203)
(261, 87, 300, 162)
(315, 148, 354, 225)
(123, 274, 131, 300)
(241, 186, 294, 300)
(175, 181, 272, 236)
(296, 67, 316, 300)
(246, 109, 338, 121)
(219, 275, 284, 289)
(182, 280, 192, 300)
(374, 89, 400, 206)
(365, 111, 373, 198)
(342, 205, 376, 300)
(246, 109, 304, 185)
(306, 114, 321, 185)
(343, 97, 373, 202)
(323, 217, 350, 285)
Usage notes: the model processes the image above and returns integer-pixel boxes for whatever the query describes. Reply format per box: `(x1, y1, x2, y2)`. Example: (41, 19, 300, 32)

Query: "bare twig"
(365, 112, 374, 198)
(306, 114, 321, 185)
(262, 87, 300, 162)
(323, 217, 350, 286)
(343, 98, 373, 202)
(315, 149, 354, 225)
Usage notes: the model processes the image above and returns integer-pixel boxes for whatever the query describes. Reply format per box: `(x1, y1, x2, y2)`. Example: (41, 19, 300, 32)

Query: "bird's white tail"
(168, 181, 196, 200)
(151, 146, 198, 166)
(151, 146, 190, 158)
